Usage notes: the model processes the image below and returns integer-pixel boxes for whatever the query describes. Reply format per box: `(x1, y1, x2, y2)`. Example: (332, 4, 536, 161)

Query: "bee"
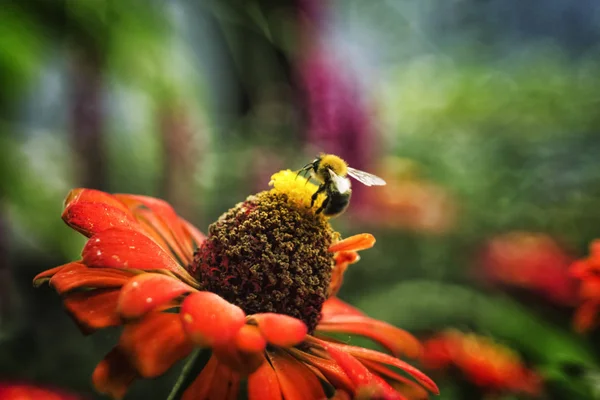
(297, 154, 386, 217)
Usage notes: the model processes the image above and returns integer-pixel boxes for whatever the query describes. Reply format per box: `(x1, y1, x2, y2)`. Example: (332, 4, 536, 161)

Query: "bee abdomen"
(323, 192, 351, 217)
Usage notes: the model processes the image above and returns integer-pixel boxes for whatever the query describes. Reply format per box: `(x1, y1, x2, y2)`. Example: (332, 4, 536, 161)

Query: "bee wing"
(346, 167, 387, 186)
(328, 169, 351, 193)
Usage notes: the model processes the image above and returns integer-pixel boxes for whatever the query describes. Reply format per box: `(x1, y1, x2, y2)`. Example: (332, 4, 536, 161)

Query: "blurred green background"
(2, 0, 600, 399)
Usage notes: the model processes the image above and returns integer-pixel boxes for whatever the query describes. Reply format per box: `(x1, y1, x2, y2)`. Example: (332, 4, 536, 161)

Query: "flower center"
(190, 171, 337, 332)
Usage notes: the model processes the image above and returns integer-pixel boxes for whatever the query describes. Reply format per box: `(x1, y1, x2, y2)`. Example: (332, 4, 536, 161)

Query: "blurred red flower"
(0, 382, 82, 400)
(422, 330, 542, 396)
(34, 171, 438, 399)
(480, 232, 577, 305)
(570, 239, 600, 333)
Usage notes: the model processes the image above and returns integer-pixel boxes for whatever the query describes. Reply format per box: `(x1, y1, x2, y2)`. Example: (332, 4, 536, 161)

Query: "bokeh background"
(2, 1, 600, 399)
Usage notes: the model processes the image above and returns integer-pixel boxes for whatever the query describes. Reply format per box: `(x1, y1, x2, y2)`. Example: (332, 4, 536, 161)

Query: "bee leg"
(310, 184, 326, 208)
(315, 195, 330, 215)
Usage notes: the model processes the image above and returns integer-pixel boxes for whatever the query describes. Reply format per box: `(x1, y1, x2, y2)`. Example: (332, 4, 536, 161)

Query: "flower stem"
(166, 348, 210, 400)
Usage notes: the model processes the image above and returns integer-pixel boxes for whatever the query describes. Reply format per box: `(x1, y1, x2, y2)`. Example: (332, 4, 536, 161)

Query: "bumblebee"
(297, 154, 386, 217)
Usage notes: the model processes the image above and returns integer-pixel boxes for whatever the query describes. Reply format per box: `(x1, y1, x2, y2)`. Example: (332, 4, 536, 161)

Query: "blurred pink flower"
(480, 232, 577, 305)
(296, 0, 378, 212)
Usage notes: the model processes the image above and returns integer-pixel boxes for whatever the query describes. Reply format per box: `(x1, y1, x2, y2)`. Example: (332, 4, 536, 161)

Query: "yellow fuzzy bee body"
(297, 154, 386, 217)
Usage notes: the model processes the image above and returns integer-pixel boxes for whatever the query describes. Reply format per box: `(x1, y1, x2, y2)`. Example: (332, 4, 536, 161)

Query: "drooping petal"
(317, 316, 422, 359)
(115, 194, 197, 265)
(329, 234, 375, 253)
(50, 264, 134, 295)
(248, 355, 283, 400)
(118, 273, 195, 319)
(268, 350, 327, 400)
(119, 313, 193, 377)
(82, 228, 197, 286)
(62, 189, 141, 237)
(235, 324, 267, 354)
(291, 348, 354, 393)
(213, 342, 265, 375)
(323, 344, 373, 387)
(208, 362, 241, 400)
(367, 374, 407, 400)
(180, 292, 246, 348)
(181, 355, 242, 400)
(324, 345, 407, 400)
(361, 358, 426, 390)
(63, 289, 122, 333)
(253, 313, 308, 347)
(309, 337, 439, 395)
(181, 354, 219, 400)
(182, 220, 207, 251)
(329, 252, 361, 297)
(321, 297, 365, 320)
(33, 262, 82, 287)
(92, 348, 137, 400)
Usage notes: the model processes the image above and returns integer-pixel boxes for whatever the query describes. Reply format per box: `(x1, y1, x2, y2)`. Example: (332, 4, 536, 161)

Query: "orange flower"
(422, 331, 541, 396)
(0, 382, 82, 400)
(480, 232, 577, 305)
(570, 240, 600, 333)
(34, 170, 438, 400)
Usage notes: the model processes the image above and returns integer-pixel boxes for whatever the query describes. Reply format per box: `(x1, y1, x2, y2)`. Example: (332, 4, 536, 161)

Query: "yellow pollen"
(269, 170, 327, 212)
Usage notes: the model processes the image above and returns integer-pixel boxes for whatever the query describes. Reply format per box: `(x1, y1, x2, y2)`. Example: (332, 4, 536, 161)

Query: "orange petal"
(324, 344, 373, 387)
(248, 355, 283, 400)
(64, 188, 128, 212)
(325, 345, 407, 400)
(580, 278, 600, 300)
(92, 348, 137, 400)
(253, 313, 307, 347)
(118, 273, 195, 319)
(362, 358, 426, 389)
(50, 265, 134, 295)
(574, 301, 598, 333)
(183, 220, 207, 251)
(321, 297, 364, 320)
(268, 350, 327, 400)
(310, 338, 439, 395)
(235, 324, 267, 354)
(63, 289, 122, 333)
(180, 292, 246, 347)
(115, 194, 197, 265)
(367, 374, 407, 400)
(180, 355, 241, 400)
(63, 202, 140, 238)
(208, 362, 241, 400)
(119, 313, 193, 377)
(181, 354, 219, 400)
(335, 251, 361, 265)
(62, 189, 139, 237)
(329, 234, 376, 253)
(329, 263, 349, 298)
(291, 348, 354, 393)
(317, 315, 423, 359)
(33, 262, 83, 287)
(213, 342, 265, 375)
(82, 228, 196, 285)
